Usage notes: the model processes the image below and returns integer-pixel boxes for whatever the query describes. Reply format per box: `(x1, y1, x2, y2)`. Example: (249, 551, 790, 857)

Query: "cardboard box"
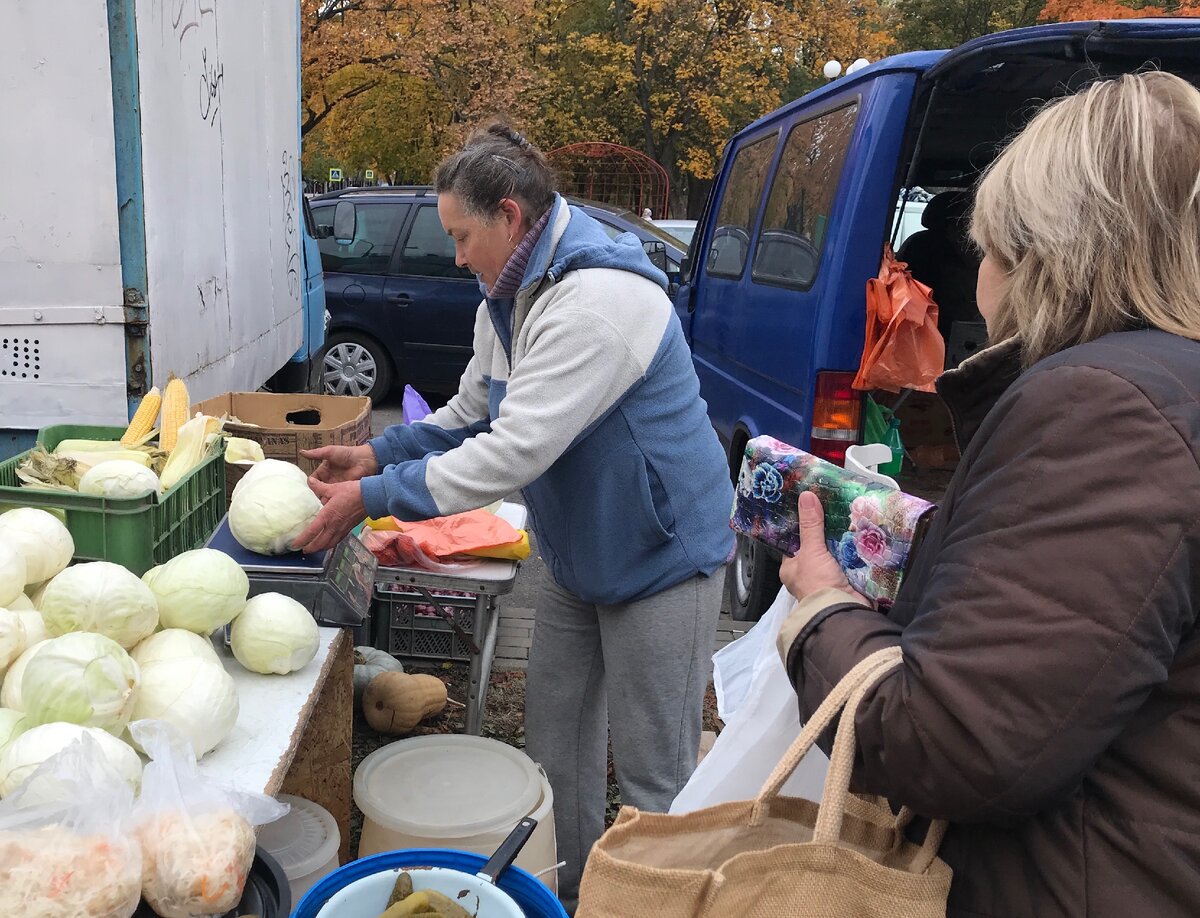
(193, 392, 372, 500)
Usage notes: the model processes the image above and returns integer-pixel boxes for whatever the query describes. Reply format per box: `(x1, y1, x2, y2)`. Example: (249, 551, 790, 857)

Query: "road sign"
(329, 168, 343, 182)
(364, 169, 375, 180)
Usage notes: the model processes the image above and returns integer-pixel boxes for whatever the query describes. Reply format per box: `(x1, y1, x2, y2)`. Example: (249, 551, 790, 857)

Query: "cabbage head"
(230, 458, 308, 502)
(142, 549, 249, 633)
(131, 629, 220, 668)
(0, 508, 74, 584)
(230, 592, 319, 674)
(0, 541, 26, 607)
(228, 475, 321, 556)
(131, 657, 238, 758)
(41, 561, 159, 649)
(79, 460, 161, 498)
(22, 632, 140, 734)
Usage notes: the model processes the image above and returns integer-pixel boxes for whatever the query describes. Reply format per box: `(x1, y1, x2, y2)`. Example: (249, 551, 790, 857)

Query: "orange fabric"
(853, 246, 945, 394)
(364, 508, 530, 560)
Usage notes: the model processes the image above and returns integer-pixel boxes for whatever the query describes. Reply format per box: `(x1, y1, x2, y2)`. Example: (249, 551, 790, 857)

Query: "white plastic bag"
(0, 731, 143, 918)
(670, 586, 829, 814)
(129, 719, 288, 918)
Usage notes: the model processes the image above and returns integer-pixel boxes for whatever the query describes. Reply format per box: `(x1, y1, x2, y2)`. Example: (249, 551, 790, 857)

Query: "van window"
(312, 202, 405, 275)
(752, 103, 858, 289)
(402, 205, 475, 279)
(706, 134, 778, 278)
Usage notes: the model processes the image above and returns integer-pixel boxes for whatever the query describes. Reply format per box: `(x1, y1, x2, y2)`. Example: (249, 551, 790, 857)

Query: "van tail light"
(810, 371, 861, 466)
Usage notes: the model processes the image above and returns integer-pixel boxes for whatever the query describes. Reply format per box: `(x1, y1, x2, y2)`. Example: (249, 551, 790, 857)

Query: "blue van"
(677, 19, 1200, 619)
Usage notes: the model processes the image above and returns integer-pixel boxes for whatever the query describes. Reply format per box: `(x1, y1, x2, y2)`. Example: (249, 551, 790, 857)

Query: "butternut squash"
(363, 672, 448, 734)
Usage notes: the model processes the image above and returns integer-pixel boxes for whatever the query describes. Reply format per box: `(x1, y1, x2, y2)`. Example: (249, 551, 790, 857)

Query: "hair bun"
(486, 122, 530, 151)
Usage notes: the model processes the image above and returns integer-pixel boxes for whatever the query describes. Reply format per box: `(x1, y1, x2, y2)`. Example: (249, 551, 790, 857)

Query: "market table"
(200, 626, 354, 865)
(369, 501, 527, 735)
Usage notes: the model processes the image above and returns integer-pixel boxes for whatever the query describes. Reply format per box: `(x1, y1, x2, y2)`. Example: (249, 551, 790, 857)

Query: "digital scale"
(205, 516, 378, 641)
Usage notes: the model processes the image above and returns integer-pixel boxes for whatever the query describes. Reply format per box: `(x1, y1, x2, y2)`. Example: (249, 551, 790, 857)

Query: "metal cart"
(368, 502, 526, 735)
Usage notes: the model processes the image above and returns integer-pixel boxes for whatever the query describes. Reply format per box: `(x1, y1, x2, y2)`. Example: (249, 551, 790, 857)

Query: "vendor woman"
(293, 122, 733, 910)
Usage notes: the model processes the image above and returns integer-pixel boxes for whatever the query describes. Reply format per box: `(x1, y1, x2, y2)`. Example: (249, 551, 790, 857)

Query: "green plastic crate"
(0, 424, 225, 576)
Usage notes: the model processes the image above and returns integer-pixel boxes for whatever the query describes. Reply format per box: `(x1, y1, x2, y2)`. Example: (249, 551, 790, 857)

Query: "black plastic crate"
(372, 583, 477, 663)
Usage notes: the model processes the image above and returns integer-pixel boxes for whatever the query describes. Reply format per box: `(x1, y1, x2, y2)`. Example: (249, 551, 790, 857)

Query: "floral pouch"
(730, 435, 937, 605)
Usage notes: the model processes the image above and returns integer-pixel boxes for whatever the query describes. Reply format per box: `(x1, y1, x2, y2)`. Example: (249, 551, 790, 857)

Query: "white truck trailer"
(0, 0, 325, 457)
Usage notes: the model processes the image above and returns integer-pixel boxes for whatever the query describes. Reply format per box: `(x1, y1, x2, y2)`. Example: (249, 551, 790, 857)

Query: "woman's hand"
(779, 491, 872, 606)
(300, 444, 379, 485)
(291, 478, 368, 554)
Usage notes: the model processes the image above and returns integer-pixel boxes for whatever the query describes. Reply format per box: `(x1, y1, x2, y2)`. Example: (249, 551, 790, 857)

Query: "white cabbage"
(230, 458, 308, 502)
(131, 629, 220, 668)
(11, 609, 47, 646)
(0, 541, 26, 607)
(0, 722, 142, 797)
(22, 632, 140, 734)
(40, 560, 159, 649)
(142, 549, 249, 633)
(130, 657, 238, 758)
(0, 609, 26, 674)
(78, 459, 162, 498)
(0, 508, 74, 584)
(1, 640, 48, 711)
(224, 437, 266, 463)
(7, 592, 33, 611)
(228, 475, 321, 556)
(230, 592, 319, 675)
(0, 708, 27, 758)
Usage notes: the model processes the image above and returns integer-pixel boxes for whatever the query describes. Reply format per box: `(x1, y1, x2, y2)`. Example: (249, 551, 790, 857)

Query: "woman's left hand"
(779, 491, 872, 606)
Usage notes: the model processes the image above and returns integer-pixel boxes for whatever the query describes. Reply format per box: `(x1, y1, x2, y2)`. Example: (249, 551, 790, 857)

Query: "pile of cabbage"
(0, 502, 321, 800)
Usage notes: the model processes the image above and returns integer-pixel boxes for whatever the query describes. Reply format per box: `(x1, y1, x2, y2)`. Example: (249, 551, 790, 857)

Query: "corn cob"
(121, 386, 162, 446)
(159, 375, 190, 452)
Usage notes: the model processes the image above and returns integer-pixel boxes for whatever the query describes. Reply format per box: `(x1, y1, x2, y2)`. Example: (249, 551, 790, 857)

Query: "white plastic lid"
(257, 794, 341, 879)
(354, 734, 542, 839)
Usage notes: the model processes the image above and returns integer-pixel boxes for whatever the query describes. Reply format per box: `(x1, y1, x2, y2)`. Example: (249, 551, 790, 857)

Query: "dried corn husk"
(16, 450, 83, 492)
(53, 439, 168, 474)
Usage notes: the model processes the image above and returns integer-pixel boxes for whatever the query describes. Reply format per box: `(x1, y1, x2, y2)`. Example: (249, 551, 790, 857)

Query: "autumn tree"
(893, 0, 1044, 51)
(526, 0, 894, 215)
(300, 0, 416, 135)
(1040, 0, 1199, 19)
(302, 0, 897, 212)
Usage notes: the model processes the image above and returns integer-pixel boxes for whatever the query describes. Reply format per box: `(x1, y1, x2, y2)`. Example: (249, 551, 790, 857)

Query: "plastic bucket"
(257, 794, 340, 904)
(292, 849, 568, 918)
(355, 735, 558, 890)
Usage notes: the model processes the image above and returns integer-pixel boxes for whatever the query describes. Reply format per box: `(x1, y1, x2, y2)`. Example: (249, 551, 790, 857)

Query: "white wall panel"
(136, 0, 302, 398)
(0, 1, 123, 311)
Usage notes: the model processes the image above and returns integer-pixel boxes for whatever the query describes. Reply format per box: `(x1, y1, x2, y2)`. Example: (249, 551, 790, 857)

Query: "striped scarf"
(487, 208, 553, 299)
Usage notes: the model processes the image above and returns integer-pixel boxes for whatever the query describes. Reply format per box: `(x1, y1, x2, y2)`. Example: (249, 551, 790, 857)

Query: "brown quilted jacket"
(785, 329, 1200, 917)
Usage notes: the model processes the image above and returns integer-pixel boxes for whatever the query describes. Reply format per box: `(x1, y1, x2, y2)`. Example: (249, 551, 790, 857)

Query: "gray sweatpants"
(525, 568, 726, 909)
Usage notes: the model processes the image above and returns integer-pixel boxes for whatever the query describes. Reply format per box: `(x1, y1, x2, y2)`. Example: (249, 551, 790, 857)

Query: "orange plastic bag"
(364, 508, 531, 561)
(852, 246, 945, 393)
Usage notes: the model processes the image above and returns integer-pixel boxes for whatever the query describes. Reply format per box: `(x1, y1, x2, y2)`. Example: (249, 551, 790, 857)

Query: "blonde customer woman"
(778, 71, 1200, 916)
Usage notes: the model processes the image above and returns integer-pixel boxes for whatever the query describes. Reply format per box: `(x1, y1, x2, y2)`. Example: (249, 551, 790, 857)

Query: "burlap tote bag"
(577, 647, 951, 917)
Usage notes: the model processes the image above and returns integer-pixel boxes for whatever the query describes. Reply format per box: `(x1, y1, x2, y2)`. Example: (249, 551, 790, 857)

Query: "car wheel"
(321, 332, 394, 402)
(726, 531, 783, 622)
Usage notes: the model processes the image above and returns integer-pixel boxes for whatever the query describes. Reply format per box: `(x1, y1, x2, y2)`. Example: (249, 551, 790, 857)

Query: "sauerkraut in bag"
(129, 720, 288, 918)
(0, 732, 143, 918)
